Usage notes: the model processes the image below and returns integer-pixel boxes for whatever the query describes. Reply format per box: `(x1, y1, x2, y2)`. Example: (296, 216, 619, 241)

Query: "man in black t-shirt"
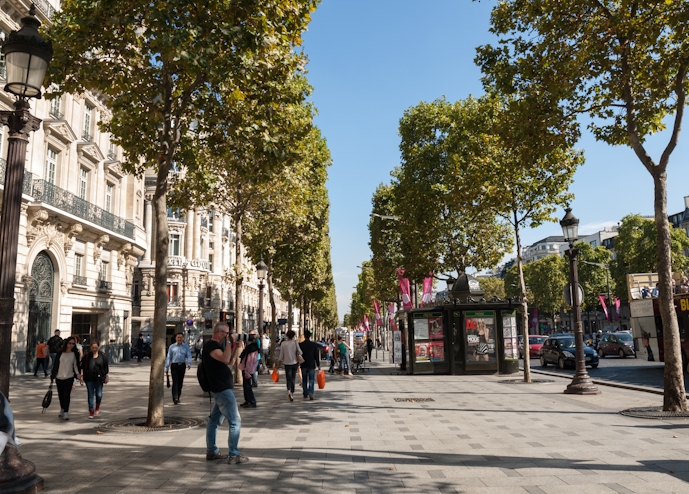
(203, 322, 248, 465)
(298, 330, 321, 400)
(47, 330, 63, 371)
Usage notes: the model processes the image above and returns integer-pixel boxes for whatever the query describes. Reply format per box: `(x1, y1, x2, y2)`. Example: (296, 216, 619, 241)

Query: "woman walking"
(337, 337, 352, 376)
(50, 337, 82, 420)
(274, 330, 303, 402)
(81, 341, 109, 419)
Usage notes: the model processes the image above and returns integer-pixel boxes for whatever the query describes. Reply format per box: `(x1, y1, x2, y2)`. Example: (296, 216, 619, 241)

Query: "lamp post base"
(564, 374, 601, 395)
(0, 446, 43, 493)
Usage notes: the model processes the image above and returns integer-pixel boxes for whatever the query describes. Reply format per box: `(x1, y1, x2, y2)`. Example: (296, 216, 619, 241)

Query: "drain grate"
(620, 406, 689, 419)
(97, 416, 206, 433)
(394, 398, 435, 403)
(499, 379, 555, 384)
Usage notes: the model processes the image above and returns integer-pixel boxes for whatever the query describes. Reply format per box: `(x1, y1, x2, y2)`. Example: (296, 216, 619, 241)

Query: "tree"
(576, 242, 615, 314)
(524, 255, 568, 323)
(612, 215, 689, 301)
(477, 0, 689, 410)
(47, 0, 319, 426)
(478, 277, 506, 300)
(369, 183, 403, 303)
(393, 98, 513, 282)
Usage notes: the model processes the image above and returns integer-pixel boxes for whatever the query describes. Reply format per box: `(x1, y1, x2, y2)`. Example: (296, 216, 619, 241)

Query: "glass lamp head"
(560, 207, 579, 243)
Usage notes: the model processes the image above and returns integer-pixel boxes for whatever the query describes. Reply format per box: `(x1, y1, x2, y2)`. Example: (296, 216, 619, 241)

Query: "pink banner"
(364, 314, 371, 332)
(397, 269, 413, 309)
(421, 275, 433, 306)
(374, 301, 382, 327)
(599, 294, 609, 320)
(388, 303, 395, 322)
(614, 297, 620, 321)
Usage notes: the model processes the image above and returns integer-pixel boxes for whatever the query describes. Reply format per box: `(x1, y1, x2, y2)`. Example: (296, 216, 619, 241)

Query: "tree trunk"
(514, 214, 531, 383)
(147, 167, 169, 427)
(233, 215, 243, 385)
(267, 265, 278, 366)
(287, 295, 293, 332)
(653, 170, 687, 411)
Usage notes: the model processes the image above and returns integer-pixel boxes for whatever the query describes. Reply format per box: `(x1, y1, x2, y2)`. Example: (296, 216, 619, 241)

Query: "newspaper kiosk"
(397, 274, 520, 375)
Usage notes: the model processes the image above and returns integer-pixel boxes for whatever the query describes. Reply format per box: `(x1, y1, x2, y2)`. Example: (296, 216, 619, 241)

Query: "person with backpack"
(202, 322, 248, 465)
(238, 332, 259, 408)
(81, 341, 109, 419)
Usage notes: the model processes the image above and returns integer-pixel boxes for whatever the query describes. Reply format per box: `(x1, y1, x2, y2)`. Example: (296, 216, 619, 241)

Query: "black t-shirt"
(298, 340, 320, 370)
(202, 340, 233, 392)
(47, 336, 63, 354)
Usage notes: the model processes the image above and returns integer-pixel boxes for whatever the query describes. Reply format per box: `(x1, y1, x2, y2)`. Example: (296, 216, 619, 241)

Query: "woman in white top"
(274, 330, 303, 402)
(50, 337, 83, 420)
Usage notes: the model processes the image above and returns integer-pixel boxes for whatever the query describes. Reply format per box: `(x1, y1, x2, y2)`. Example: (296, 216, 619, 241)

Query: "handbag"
(271, 368, 279, 383)
(41, 384, 53, 413)
(296, 343, 304, 364)
(317, 369, 326, 390)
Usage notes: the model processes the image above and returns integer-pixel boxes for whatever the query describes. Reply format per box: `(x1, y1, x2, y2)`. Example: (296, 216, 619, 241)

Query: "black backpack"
(197, 360, 211, 393)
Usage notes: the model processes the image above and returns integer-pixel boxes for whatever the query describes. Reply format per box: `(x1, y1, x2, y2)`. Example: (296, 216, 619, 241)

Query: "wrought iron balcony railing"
(168, 295, 179, 307)
(98, 280, 112, 291)
(200, 216, 208, 229)
(82, 131, 92, 142)
(34, 0, 56, 19)
(222, 227, 229, 238)
(31, 179, 136, 239)
(0, 159, 34, 196)
(73, 275, 88, 286)
(132, 296, 141, 307)
(107, 151, 117, 160)
(49, 108, 63, 120)
(167, 211, 185, 223)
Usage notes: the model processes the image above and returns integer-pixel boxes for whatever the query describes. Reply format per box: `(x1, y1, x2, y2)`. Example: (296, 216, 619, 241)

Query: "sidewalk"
(7, 353, 689, 493)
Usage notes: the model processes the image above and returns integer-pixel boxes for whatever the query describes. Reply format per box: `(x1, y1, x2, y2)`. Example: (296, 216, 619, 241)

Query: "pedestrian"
(299, 330, 321, 400)
(194, 335, 203, 361)
(261, 332, 270, 365)
(337, 336, 352, 376)
(165, 332, 192, 405)
(203, 322, 248, 465)
(651, 283, 659, 298)
(366, 336, 373, 361)
(50, 336, 82, 421)
(328, 338, 337, 374)
(33, 339, 48, 378)
(81, 341, 109, 419)
(47, 329, 63, 371)
(275, 329, 303, 402)
(641, 286, 650, 299)
(376, 337, 381, 351)
(238, 332, 259, 408)
(252, 331, 260, 387)
(642, 331, 655, 361)
(137, 332, 144, 362)
(74, 337, 84, 362)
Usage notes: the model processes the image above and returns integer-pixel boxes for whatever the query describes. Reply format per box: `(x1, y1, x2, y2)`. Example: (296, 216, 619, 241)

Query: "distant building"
(522, 236, 568, 264)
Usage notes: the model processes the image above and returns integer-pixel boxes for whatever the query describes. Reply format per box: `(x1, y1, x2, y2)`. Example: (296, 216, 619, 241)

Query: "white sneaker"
(63, 412, 69, 421)
(58, 409, 64, 418)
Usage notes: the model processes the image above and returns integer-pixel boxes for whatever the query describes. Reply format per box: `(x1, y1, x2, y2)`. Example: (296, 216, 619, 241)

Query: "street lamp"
(0, 4, 52, 491)
(560, 208, 600, 395)
(255, 259, 267, 350)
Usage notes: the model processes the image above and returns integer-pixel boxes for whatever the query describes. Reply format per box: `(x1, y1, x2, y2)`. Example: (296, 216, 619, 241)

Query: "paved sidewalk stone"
(6, 354, 689, 493)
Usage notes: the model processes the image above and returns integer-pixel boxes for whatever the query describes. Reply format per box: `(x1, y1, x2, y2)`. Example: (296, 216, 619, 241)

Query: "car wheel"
(598, 348, 605, 358)
(590, 364, 598, 369)
(558, 357, 565, 370)
(619, 348, 626, 359)
(540, 355, 548, 368)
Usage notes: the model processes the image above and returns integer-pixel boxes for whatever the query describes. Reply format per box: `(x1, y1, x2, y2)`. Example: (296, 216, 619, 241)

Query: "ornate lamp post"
(560, 208, 600, 395)
(0, 5, 52, 492)
(255, 259, 267, 346)
(0, 5, 53, 397)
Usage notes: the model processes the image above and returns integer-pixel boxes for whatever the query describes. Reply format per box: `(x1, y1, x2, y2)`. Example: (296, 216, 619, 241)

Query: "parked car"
(519, 335, 548, 359)
(597, 332, 636, 358)
(540, 335, 599, 369)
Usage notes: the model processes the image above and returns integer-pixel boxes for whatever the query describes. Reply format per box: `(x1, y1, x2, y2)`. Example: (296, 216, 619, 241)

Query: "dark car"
(540, 335, 599, 369)
(597, 331, 636, 358)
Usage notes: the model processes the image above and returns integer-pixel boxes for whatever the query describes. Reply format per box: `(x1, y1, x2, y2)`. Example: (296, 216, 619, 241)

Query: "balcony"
(168, 255, 188, 268)
(98, 280, 112, 291)
(34, 0, 56, 19)
(200, 216, 208, 229)
(107, 151, 117, 161)
(132, 296, 141, 307)
(31, 179, 135, 239)
(49, 108, 63, 120)
(73, 275, 88, 286)
(168, 295, 179, 307)
(0, 159, 35, 196)
(167, 211, 186, 223)
(82, 131, 92, 142)
(222, 227, 229, 238)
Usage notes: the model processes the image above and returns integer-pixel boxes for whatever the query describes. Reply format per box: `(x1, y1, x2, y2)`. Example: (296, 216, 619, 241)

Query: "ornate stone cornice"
(43, 120, 77, 144)
(77, 141, 105, 163)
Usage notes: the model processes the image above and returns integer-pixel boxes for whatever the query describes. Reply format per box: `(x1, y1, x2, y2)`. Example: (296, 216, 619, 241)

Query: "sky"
(300, 1, 689, 322)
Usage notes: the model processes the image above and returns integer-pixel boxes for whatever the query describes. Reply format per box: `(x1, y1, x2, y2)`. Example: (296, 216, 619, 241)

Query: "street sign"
(563, 283, 585, 306)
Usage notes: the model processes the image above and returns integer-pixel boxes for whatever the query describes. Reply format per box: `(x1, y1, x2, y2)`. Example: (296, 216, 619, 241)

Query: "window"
(200, 242, 204, 259)
(209, 241, 214, 251)
(83, 103, 92, 139)
(205, 285, 212, 307)
(100, 261, 109, 281)
(208, 254, 213, 272)
(590, 240, 597, 247)
(105, 183, 113, 213)
(50, 96, 61, 118)
(208, 209, 214, 232)
(74, 254, 83, 276)
(169, 234, 180, 256)
(167, 282, 179, 305)
(45, 148, 57, 185)
(79, 168, 88, 200)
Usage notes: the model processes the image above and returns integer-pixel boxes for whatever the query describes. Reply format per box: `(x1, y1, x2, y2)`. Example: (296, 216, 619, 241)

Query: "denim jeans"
(302, 368, 316, 397)
(206, 388, 241, 457)
(284, 364, 298, 393)
(49, 353, 57, 371)
(340, 353, 350, 373)
(86, 380, 103, 411)
(251, 371, 258, 387)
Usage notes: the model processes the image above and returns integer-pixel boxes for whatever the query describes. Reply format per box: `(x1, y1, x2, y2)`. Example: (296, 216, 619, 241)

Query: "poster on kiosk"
(392, 330, 402, 364)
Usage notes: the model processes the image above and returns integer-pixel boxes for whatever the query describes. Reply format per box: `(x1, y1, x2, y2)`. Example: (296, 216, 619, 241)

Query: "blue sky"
(301, 0, 689, 321)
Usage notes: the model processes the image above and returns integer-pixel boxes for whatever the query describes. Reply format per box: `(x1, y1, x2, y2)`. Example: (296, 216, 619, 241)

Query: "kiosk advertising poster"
(465, 311, 496, 364)
(413, 312, 445, 364)
(393, 330, 402, 364)
(502, 312, 518, 360)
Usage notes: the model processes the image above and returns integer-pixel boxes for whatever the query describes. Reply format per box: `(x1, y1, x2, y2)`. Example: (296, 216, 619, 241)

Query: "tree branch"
(659, 64, 687, 170)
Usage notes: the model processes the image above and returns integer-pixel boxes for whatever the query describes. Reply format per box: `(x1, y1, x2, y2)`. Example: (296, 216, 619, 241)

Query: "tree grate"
(499, 379, 555, 384)
(394, 398, 435, 403)
(96, 416, 206, 433)
(620, 406, 689, 419)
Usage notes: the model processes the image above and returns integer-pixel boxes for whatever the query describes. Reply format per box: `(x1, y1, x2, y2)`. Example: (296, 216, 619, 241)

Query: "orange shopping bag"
(317, 369, 326, 390)
(271, 368, 279, 383)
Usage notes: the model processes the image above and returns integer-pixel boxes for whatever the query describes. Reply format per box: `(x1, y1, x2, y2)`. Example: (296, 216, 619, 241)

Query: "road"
(522, 353, 689, 390)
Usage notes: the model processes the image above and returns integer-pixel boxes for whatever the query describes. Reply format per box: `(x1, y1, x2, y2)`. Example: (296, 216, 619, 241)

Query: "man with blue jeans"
(203, 322, 248, 465)
(299, 330, 321, 400)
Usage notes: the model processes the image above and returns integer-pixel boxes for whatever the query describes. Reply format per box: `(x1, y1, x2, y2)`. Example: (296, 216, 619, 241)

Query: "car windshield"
(616, 333, 633, 341)
(559, 338, 576, 348)
(530, 337, 547, 344)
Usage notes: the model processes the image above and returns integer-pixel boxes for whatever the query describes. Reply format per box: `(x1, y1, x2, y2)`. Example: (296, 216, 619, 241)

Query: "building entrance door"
(26, 252, 55, 372)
